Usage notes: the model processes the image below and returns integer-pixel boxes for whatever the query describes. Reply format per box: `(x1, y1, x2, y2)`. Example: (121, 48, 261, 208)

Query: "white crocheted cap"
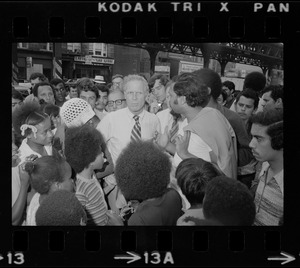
(60, 98, 95, 128)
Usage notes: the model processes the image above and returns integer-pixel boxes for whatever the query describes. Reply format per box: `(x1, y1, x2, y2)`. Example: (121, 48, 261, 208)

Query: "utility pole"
(53, 43, 63, 80)
(12, 43, 19, 85)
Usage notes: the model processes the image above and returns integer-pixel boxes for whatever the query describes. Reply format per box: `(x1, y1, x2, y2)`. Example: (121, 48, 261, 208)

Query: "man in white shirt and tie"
(97, 74, 161, 212)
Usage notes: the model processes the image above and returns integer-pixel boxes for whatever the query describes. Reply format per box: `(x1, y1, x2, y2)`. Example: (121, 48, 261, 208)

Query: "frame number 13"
(7, 252, 25, 265)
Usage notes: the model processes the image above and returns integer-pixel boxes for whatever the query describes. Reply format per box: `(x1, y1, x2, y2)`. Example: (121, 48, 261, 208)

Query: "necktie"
(170, 117, 179, 144)
(131, 115, 141, 142)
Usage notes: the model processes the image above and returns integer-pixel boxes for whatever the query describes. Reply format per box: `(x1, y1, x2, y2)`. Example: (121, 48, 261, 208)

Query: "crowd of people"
(11, 68, 284, 226)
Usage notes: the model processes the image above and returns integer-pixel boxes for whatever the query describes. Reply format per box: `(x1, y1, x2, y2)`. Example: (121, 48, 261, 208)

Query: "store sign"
(179, 61, 203, 74)
(74, 56, 114, 65)
(155, 65, 170, 72)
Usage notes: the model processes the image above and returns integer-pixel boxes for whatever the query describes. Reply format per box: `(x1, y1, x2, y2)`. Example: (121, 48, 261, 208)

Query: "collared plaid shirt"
(253, 162, 283, 226)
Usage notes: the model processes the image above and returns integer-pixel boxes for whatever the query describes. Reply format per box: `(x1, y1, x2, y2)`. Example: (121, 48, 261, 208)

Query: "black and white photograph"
(11, 42, 284, 227)
(3, 1, 300, 267)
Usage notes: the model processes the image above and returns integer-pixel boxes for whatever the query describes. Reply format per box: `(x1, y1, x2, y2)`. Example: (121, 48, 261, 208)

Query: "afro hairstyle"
(64, 125, 104, 174)
(203, 176, 256, 226)
(42, 103, 60, 118)
(175, 158, 223, 206)
(115, 140, 171, 201)
(243, 71, 266, 93)
(24, 155, 66, 194)
(36, 190, 87, 226)
(12, 100, 48, 137)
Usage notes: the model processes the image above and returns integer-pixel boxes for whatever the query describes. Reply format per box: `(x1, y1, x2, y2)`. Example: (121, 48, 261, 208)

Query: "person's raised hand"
(154, 126, 169, 149)
(18, 163, 30, 188)
(175, 130, 191, 159)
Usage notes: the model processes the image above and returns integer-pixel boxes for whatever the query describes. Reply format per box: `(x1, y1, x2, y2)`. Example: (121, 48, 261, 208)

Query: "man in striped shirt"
(249, 109, 283, 226)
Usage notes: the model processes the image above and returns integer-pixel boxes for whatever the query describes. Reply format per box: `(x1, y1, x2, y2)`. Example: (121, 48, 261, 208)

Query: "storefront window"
(67, 43, 81, 53)
(17, 43, 29, 49)
(74, 64, 110, 81)
(88, 43, 107, 57)
(38, 43, 53, 51)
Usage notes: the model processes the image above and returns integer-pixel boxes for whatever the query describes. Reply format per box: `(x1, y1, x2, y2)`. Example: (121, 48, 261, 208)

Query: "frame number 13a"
(144, 251, 174, 264)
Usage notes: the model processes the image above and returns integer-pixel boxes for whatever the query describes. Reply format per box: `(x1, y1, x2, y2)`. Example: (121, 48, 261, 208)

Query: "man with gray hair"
(97, 74, 161, 212)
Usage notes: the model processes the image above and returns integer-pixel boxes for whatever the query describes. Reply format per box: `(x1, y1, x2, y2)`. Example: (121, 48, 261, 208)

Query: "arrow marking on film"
(268, 251, 295, 265)
(114, 251, 141, 264)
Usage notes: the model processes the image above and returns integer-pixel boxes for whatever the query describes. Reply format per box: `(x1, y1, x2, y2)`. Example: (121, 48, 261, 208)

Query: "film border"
(1, 1, 300, 267)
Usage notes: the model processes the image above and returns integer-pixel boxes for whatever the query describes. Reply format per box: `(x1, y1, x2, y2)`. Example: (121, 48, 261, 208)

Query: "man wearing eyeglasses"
(106, 90, 127, 112)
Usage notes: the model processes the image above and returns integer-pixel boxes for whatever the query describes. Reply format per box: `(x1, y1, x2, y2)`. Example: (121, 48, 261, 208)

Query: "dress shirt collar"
(125, 107, 146, 121)
(260, 161, 284, 194)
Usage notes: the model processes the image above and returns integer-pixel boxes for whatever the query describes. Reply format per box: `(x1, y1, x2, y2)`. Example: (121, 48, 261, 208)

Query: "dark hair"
(36, 190, 86, 226)
(235, 88, 259, 109)
(32, 82, 54, 97)
(50, 78, 65, 87)
(171, 75, 179, 82)
(12, 101, 49, 137)
(76, 77, 94, 91)
(173, 73, 210, 107)
(79, 84, 99, 99)
(193, 68, 223, 100)
(262, 85, 283, 103)
(250, 109, 283, 150)
(24, 155, 65, 194)
(115, 141, 171, 201)
(220, 90, 228, 102)
(42, 103, 60, 118)
(11, 88, 24, 101)
(64, 125, 104, 174)
(243, 72, 266, 93)
(233, 90, 241, 98)
(95, 84, 109, 95)
(175, 158, 223, 205)
(222, 81, 235, 91)
(12, 89, 24, 101)
(148, 74, 169, 88)
(203, 176, 256, 226)
(29, 72, 47, 81)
